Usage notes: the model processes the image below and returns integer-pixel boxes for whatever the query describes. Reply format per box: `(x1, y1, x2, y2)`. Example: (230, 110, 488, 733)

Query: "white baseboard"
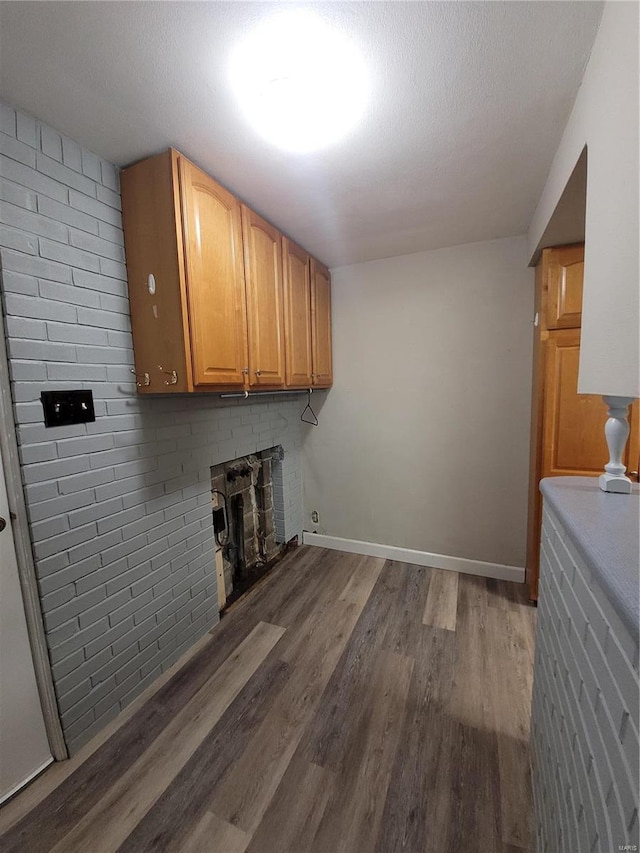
(301, 532, 525, 583)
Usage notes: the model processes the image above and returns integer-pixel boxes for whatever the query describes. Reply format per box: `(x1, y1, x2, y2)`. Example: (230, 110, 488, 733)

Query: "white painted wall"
(302, 236, 534, 568)
(528, 2, 639, 398)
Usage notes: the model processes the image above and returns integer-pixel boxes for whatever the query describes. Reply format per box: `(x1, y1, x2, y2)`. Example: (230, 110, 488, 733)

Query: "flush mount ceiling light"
(230, 10, 368, 153)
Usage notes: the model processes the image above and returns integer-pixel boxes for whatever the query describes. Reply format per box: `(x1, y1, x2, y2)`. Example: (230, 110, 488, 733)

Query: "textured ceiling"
(0, 1, 602, 266)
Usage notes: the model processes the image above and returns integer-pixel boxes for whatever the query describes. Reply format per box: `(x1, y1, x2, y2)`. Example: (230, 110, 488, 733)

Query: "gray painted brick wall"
(531, 503, 639, 853)
(0, 102, 305, 753)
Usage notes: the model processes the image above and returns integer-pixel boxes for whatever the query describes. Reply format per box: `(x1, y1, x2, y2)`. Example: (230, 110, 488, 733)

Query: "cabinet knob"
(242, 367, 248, 375)
(629, 471, 639, 481)
(255, 370, 262, 376)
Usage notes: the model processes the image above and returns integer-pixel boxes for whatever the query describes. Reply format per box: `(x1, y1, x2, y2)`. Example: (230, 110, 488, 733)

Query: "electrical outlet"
(311, 509, 320, 524)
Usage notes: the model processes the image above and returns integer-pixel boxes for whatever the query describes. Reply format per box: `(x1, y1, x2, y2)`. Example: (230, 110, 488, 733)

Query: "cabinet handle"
(242, 367, 248, 375)
(629, 471, 639, 481)
(255, 370, 262, 376)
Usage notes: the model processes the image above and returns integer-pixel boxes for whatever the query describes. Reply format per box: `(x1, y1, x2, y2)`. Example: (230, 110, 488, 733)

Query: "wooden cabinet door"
(282, 238, 313, 387)
(241, 207, 285, 387)
(542, 329, 638, 477)
(546, 244, 584, 330)
(310, 258, 332, 388)
(597, 400, 639, 479)
(628, 405, 640, 483)
(120, 150, 192, 393)
(179, 158, 248, 387)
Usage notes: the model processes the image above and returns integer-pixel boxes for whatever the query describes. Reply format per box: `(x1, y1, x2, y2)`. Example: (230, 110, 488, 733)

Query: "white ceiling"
(0, 1, 602, 267)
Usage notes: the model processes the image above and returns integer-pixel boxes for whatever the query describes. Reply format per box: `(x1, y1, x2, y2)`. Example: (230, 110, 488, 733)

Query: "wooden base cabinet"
(525, 245, 639, 599)
(121, 149, 332, 394)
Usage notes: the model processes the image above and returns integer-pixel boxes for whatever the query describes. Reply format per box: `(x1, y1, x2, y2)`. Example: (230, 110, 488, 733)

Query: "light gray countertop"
(540, 476, 639, 641)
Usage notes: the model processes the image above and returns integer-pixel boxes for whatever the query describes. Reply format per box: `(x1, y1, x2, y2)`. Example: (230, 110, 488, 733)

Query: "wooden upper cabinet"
(310, 258, 332, 388)
(121, 148, 333, 394)
(179, 159, 248, 387)
(546, 244, 584, 330)
(120, 150, 191, 393)
(241, 207, 285, 388)
(282, 238, 313, 388)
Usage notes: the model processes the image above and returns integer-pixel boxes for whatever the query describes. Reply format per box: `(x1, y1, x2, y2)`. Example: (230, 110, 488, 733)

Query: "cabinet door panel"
(310, 258, 332, 387)
(547, 244, 584, 330)
(628, 403, 640, 481)
(120, 150, 191, 393)
(283, 238, 313, 387)
(542, 329, 637, 476)
(242, 207, 285, 387)
(180, 159, 247, 386)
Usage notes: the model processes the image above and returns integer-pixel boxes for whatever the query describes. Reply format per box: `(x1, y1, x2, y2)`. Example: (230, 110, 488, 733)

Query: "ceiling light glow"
(230, 11, 368, 153)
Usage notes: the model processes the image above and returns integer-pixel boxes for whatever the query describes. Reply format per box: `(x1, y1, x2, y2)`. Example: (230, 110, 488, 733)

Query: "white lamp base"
(599, 395, 634, 494)
(598, 472, 632, 494)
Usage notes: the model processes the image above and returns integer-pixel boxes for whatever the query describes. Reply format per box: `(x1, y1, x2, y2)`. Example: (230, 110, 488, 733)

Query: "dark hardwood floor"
(0, 546, 536, 852)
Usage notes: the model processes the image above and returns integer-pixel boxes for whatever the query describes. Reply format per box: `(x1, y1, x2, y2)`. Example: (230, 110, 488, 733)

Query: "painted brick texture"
(531, 503, 639, 853)
(0, 102, 305, 753)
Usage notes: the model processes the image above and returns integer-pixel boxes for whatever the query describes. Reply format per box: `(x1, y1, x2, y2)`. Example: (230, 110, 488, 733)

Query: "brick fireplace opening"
(211, 446, 285, 611)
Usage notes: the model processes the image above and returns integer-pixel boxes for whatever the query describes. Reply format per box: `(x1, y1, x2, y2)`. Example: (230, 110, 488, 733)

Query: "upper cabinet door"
(546, 244, 584, 330)
(120, 150, 192, 393)
(310, 258, 332, 388)
(241, 206, 285, 387)
(179, 158, 248, 387)
(282, 238, 313, 388)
